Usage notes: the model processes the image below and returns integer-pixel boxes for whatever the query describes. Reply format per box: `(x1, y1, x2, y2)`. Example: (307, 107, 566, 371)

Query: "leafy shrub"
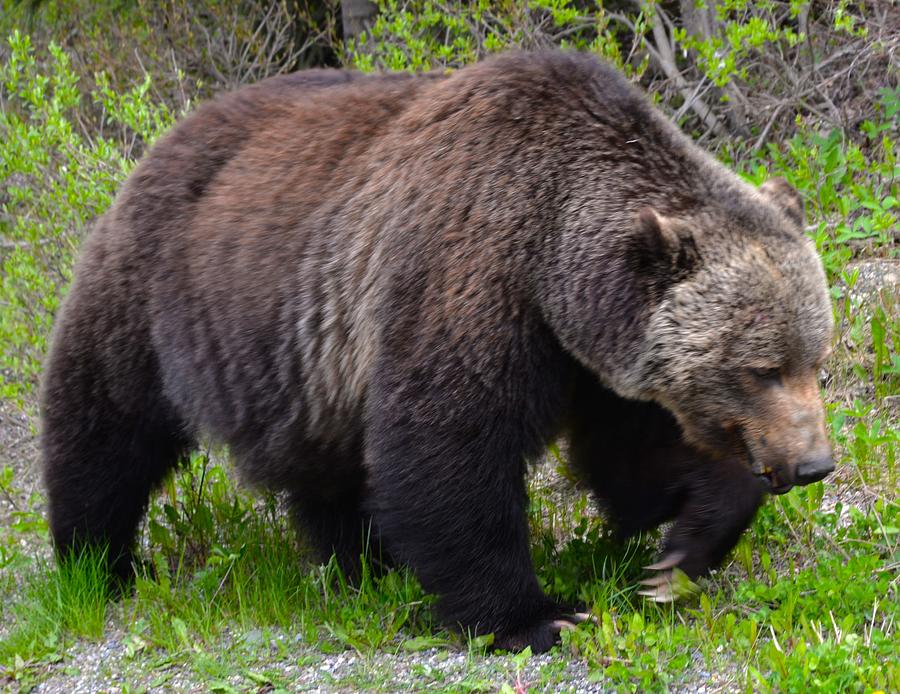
(0, 0, 335, 105)
(0, 30, 174, 404)
(736, 85, 899, 278)
(342, 0, 649, 77)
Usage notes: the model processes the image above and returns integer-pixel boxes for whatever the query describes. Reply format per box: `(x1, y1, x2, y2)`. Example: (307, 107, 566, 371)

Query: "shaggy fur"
(41, 52, 833, 652)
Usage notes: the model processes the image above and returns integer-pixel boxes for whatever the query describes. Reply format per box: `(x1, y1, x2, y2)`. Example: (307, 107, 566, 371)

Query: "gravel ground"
(30, 633, 610, 693)
(847, 258, 899, 305)
(0, 399, 39, 527)
(27, 624, 743, 693)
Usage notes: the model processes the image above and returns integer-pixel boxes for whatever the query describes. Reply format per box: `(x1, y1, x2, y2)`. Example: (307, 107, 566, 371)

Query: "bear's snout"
(795, 452, 835, 485)
(758, 445, 834, 494)
(737, 368, 833, 494)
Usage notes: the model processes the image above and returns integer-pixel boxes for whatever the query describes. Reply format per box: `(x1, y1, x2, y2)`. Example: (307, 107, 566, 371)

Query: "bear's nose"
(795, 454, 835, 485)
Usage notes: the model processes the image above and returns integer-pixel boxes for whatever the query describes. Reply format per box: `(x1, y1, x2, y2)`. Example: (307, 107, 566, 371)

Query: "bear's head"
(632, 178, 835, 494)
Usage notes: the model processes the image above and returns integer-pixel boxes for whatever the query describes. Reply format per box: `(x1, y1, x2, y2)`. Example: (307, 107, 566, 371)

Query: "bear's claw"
(551, 612, 596, 631)
(643, 550, 686, 571)
(494, 611, 596, 652)
(638, 566, 700, 603)
(638, 552, 699, 603)
(637, 571, 677, 602)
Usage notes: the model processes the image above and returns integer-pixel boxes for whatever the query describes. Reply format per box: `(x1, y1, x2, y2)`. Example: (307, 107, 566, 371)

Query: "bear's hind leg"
(41, 289, 189, 580)
(44, 415, 188, 580)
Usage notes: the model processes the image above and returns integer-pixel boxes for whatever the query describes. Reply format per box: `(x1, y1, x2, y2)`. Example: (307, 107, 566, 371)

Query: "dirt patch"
(0, 399, 40, 528)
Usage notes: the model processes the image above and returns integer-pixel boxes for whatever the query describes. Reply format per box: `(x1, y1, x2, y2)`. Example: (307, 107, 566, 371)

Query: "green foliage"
(0, 464, 46, 575)
(0, 454, 441, 682)
(733, 86, 898, 280)
(343, 0, 823, 88)
(343, 0, 650, 78)
(549, 494, 900, 693)
(670, 0, 805, 89)
(832, 402, 899, 488)
(0, 0, 333, 102)
(870, 298, 900, 400)
(0, 30, 174, 404)
(529, 487, 655, 612)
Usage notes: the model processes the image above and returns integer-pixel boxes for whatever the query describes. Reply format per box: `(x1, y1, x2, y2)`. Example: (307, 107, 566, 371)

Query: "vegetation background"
(0, 0, 897, 691)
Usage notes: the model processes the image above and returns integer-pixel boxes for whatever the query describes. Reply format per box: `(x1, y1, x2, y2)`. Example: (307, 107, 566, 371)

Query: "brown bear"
(40, 51, 835, 652)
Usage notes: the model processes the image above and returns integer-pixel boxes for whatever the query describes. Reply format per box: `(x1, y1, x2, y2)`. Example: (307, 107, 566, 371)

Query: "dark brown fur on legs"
(290, 492, 383, 581)
(569, 377, 767, 580)
(41, 221, 192, 581)
(42, 51, 834, 652)
(367, 296, 580, 650)
(283, 444, 393, 580)
(660, 453, 767, 580)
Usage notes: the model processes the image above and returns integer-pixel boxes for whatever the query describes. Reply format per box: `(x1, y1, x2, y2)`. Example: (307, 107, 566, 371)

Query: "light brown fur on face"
(628, 187, 835, 491)
(738, 368, 833, 491)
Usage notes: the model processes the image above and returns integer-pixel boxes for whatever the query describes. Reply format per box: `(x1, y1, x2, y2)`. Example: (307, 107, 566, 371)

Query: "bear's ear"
(759, 177, 805, 229)
(631, 208, 700, 284)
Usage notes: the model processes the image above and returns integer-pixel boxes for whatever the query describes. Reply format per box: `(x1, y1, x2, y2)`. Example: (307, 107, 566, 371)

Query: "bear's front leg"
(365, 348, 581, 652)
(639, 454, 768, 601)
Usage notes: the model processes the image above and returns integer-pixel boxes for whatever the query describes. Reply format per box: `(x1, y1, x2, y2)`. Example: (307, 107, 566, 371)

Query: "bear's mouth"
(757, 468, 793, 495)
(746, 445, 793, 495)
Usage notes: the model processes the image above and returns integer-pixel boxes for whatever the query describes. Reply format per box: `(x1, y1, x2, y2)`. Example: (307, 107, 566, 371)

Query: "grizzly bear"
(40, 51, 835, 652)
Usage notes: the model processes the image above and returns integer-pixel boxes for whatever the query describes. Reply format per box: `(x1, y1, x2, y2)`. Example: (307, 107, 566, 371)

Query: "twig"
(752, 101, 787, 153)
(639, 2, 727, 137)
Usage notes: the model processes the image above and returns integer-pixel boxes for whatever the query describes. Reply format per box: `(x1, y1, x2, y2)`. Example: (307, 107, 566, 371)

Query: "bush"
(0, 30, 174, 404)
(1, 0, 336, 105)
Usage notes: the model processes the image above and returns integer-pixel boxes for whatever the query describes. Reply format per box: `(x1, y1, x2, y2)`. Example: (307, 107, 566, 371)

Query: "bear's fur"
(41, 51, 834, 652)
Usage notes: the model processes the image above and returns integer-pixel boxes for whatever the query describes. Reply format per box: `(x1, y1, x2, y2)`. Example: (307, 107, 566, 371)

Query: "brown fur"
(41, 52, 833, 652)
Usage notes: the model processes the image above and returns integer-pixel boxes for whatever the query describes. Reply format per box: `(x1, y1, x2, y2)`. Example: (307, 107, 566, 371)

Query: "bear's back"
(82, 52, 706, 457)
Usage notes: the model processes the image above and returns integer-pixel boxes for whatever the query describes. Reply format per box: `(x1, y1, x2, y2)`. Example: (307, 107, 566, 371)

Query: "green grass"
(0, 547, 112, 675)
(556, 494, 900, 692)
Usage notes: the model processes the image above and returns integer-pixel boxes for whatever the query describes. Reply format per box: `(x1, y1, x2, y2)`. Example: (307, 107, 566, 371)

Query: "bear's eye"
(749, 366, 781, 383)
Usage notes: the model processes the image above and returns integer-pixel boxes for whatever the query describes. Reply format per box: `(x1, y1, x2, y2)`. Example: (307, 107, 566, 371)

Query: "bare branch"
(641, 2, 728, 137)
